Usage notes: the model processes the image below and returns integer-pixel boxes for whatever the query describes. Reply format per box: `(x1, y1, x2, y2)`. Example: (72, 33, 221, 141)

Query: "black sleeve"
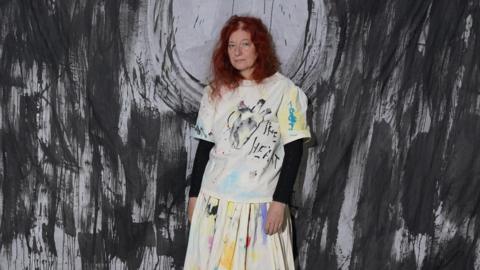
(272, 139, 304, 204)
(189, 139, 215, 198)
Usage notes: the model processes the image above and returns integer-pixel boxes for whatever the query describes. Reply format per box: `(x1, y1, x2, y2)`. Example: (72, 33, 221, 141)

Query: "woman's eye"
(241, 42, 250, 47)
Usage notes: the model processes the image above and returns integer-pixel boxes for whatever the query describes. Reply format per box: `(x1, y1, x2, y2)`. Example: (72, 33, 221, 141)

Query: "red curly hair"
(210, 15, 279, 99)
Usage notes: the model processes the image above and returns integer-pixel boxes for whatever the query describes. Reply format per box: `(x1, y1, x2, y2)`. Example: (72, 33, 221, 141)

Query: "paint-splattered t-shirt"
(192, 72, 311, 202)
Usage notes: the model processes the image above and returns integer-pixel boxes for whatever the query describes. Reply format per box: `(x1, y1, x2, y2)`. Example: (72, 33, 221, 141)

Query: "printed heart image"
(227, 99, 272, 149)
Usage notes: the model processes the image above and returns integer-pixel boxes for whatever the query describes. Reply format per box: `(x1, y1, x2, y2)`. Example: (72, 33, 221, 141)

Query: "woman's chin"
(235, 67, 255, 77)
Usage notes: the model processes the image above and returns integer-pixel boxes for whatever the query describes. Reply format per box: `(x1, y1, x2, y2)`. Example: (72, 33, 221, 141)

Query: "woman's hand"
(265, 201, 286, 235)
(187, 197, 197, 222)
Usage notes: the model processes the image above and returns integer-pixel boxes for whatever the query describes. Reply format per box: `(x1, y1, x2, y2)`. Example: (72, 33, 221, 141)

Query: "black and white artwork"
(1, 0, 479, 269)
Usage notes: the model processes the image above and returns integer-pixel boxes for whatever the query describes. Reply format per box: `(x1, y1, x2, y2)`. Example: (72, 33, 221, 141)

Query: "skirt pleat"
(184, 192, 295, 270)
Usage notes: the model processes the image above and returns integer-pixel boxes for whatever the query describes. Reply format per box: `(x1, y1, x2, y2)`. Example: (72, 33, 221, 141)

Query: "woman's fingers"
(266, 220, 275, 235)
(187, 197, 197, 222)
(265, 201, 286, 235)
(273, 220, 282, 234)
(265, 215, 273, 234)
(266, 221, 273, 235)
(274, 218, 282, 234)
(265, 213, 284, 235)
(275, 220, 282, 233)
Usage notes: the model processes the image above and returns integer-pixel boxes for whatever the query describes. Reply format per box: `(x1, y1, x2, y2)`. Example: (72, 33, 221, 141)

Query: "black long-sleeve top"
(189, 139, 304, 204)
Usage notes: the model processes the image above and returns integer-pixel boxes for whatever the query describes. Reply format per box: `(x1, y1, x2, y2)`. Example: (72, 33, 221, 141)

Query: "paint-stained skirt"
(184, 191, 295, 270)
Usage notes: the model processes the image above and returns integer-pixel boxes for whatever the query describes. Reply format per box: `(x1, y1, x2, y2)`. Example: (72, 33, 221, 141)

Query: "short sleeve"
(192, 86, 215, 143)
(277, 85, 311, 145)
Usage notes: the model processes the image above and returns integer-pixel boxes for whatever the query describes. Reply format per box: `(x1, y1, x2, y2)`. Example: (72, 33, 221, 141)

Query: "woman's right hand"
(187, 197, 197, 222)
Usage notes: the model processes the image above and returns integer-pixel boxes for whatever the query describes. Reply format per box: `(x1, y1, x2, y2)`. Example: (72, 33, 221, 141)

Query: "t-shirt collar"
(239, 72, 280, 87)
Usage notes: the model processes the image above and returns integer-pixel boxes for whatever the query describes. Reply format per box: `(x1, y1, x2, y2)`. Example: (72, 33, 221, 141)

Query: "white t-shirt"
(192, 72, 311, 202)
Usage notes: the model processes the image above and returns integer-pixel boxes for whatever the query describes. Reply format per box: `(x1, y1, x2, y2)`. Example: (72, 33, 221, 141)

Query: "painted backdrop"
(1, 0, 479, 269)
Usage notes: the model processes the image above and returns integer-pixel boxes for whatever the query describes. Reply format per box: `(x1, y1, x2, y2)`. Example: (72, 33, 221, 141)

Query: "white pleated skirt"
(183, 191, 295, 270)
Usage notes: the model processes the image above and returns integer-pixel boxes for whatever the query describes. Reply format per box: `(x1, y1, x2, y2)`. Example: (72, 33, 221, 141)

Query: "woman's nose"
(234, 46, 241, 55)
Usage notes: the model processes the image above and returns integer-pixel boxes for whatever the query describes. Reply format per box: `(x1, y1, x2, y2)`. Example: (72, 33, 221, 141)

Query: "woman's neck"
(240, 67, 254, 80)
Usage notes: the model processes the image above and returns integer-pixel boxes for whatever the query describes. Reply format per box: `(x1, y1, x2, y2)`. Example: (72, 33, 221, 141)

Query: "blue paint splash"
(288, 101, 297, 130)
(260, 203, 268, 244)
(217, 171, 240, 193)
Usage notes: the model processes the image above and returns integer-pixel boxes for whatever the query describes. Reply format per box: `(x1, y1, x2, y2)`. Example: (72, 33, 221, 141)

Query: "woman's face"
(227, 29, 258, 79)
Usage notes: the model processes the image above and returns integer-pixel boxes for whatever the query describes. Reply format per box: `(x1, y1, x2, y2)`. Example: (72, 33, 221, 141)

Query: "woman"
(184, 15, 310, 270)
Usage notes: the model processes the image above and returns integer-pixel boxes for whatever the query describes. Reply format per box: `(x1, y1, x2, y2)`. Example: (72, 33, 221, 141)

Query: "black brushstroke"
(154, 113, 188, 268)
(351, 121, 398, 269)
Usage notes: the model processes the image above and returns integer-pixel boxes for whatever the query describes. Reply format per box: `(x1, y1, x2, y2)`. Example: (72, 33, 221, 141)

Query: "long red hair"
(210, 15, 279, 99)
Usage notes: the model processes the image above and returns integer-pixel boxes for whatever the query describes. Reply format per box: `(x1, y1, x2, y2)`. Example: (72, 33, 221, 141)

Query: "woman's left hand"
(265, 201, 286, 235)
